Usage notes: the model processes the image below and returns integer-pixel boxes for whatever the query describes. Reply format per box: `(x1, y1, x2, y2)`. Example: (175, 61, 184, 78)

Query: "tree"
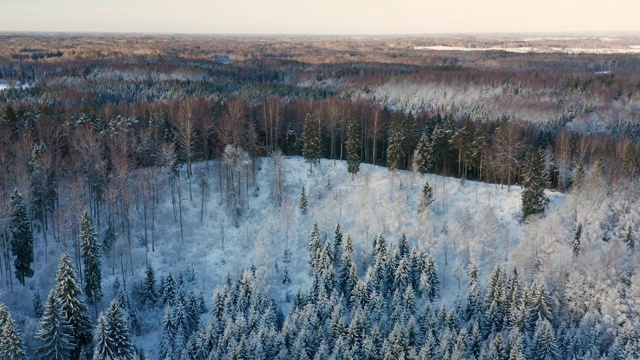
(412, 132, 433, 175)
(54, 252, 92, 357)
(222, 144, 251, 226)
(102, 221, 116, 258)
(162, 273, 176, 306)
(299, 187, 308, 215)
(420, 256, 439, 301)
(492, 123, 525, 190)
(624, 224, 635, 251)
(521, 148, 548, 220)
(33, 291, 44, 318)
(9, 188, 34, 285)
(159, 306, 177, 359)
(302, 112, 321, 173)
(387, 113, 404, 171)
(80, 210, 102, 309)
(0, 304, 26, 360)
(572, 223, 582, 256)
(104, 300, 135, 359)
(418, 182, 435, 213)
(531, 319, 557, 360)
(346, 115, 361, 180)
(35, 290, 75, 360)
(269, 148, 286, 207)
(142, 264, 158, 306)
(92, 314, 114, 360)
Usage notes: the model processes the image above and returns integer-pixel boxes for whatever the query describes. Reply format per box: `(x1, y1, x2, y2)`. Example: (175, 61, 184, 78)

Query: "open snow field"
(131, 157, 563, 308)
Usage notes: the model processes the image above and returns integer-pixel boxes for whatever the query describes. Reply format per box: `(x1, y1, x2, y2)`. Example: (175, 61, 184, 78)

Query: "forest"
(0, 33, 640, 359)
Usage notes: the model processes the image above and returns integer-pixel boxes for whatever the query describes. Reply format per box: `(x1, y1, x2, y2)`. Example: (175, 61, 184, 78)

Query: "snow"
(415, 45, 640, 54)
(0, 156, 571, 355)
(414, 45, 536, 53)
(115, 157, 556, 311)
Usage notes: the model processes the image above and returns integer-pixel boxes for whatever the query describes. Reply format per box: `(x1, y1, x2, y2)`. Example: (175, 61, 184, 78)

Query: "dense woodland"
(1, 34, 640, 359)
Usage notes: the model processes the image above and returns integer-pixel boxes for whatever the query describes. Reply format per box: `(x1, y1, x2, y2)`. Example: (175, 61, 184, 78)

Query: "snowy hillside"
(7, 156, 640, 358)
(140, 157, 556, 299)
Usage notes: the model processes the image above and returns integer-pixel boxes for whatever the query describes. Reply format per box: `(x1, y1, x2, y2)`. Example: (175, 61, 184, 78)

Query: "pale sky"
(1, 0, 639, 34)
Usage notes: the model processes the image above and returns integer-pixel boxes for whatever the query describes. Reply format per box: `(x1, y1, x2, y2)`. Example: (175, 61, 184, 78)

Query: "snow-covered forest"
(2, 34, 640, 359)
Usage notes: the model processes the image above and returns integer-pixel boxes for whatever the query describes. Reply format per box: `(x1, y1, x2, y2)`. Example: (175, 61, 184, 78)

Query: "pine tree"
(54, 252, 92, 357)
(0, 304, 27, 360)
(33, 291, 45, 318)
(418, 181, 435, 213)
(143, 264, 158, 306)
(302, 112, 321, 173)
(522, 148, 548, 220)
(105, 300, 134, 359)
(346, 115, 361, 180)
(35, 290, 75, 360)
(572, 223, 582, 256)
(80, 210, 102, 307)
(9, 189, 34, 286)
(299, 186, 308, 215)
(412, 132, 433, 174)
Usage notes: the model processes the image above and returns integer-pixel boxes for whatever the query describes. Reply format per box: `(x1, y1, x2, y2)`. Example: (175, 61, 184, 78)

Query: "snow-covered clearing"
(97, 157, 562, 313)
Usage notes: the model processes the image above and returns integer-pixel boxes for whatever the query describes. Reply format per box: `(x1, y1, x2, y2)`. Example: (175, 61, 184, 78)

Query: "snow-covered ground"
(0, 157, 574, 354)
(94, 157, 566, 314)
(414, 45, 640, 54)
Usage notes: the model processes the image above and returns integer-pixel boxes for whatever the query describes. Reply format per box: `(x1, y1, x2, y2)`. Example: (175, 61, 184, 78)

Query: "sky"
(1, 0, 639, 35)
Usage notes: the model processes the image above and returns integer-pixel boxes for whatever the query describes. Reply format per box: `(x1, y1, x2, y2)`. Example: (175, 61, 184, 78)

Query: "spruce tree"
(418, 181, 435, 213)
(54, 252, 92, 357)
(420, 256, 439, 301)
(143, 264, 158, 306)
(92, 314, 114, 360)
(35, 290, 75, 360)
(521, 148, 548, 220)
(9, 189, 34, 286)
(105, 299, 134, 359)
(387, 113, 404, 170)
(0, 304, 27, 360)
(624, 224, 635, 251)
(531, 319, 557, 360)
(412, 132, 433, 174)
(160, 306, 177, 359)
(80, 210, 102, 308)
(299, 186, 308, 215)
(162, 273, 176, 306)
(346, 115, 361, 180)
(33, 291, 45, 318)
(302, 112, 321, 173)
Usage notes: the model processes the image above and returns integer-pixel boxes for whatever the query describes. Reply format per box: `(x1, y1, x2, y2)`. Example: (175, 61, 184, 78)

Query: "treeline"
(2, 91, 639, 192)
